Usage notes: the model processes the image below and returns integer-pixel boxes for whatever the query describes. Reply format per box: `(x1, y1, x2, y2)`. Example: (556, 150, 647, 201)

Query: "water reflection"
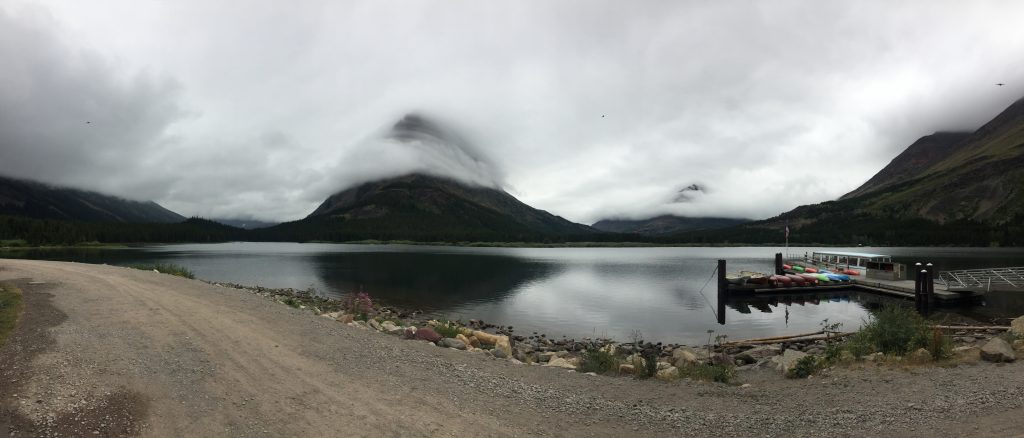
(4, 243, 1024, 344)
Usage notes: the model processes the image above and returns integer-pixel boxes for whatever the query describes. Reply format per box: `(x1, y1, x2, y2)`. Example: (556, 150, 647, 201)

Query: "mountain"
(592, 215, 749, 235)
(0, 175, 184, 223)
(841, 132, 971, 200)
(261, 173, 596, 242)
(696, 97, 1024, 245)
(839, 97, 1024, 223)
(210, 218, 279, 230)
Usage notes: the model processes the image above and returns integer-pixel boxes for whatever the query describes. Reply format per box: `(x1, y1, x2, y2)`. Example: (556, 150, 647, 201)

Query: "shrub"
(787, 355, 822, 379)
(342, 292, 374, 320)
(641, 347, 658, 379)
(282, 297, 300, 308)
(580, 349, 620, 375)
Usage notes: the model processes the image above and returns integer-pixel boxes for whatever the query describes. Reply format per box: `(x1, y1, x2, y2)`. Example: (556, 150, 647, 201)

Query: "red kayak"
(797, 273, 820, 285)
(770, 275, 794, 287)
(840, 269, 860, 276)
(804, 267, 819, 273)
(782, 264, 792, 270)
(785, 274, 808, 286)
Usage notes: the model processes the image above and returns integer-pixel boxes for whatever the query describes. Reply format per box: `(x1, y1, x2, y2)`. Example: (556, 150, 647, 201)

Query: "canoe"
(804, 267, 818, 273)
(834, 273, 851, 281)
(814, 273, 830, 282)
(739, 271, 769, 285)
(792, 265, 805, 272)
(825, 274, 844, 282)
(726, 274, 750, 285)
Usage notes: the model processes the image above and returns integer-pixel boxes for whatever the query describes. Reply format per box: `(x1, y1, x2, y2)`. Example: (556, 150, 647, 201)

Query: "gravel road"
(1, 259, 1023, 437)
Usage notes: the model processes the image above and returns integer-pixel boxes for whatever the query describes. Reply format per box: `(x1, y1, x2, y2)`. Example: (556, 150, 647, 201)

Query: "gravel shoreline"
(2, 259, 1024, 437)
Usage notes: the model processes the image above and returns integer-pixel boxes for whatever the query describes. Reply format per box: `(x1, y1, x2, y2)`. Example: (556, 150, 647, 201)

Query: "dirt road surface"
(1, 259, 1023, 437)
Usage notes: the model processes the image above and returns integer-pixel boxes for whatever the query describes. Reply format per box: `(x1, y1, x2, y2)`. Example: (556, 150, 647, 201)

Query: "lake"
(4, 243, 1024, 344)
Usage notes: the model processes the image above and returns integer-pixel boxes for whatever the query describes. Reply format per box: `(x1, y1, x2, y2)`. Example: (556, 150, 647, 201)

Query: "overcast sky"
(2, 1, 1024, 224)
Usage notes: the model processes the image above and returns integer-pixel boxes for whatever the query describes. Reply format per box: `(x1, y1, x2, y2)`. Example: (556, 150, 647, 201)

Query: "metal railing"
(938, 267, 1024, 292)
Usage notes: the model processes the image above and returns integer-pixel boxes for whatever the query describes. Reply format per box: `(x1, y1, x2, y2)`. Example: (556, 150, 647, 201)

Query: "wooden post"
(716, 259, 727, 325)
(925, 263, 935, 314)
(917, 266, 925, 313)
(775, 253, 783, 275)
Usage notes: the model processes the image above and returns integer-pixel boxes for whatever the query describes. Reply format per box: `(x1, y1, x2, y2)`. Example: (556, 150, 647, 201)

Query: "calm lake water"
(4, 243, 1024, 344)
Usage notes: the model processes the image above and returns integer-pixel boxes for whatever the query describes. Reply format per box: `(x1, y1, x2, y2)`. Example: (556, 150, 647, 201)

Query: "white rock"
(544, 357, 577, 370)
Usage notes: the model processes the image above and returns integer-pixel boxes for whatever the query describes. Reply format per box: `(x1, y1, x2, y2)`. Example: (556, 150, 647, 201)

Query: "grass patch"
(432, 320, 463, 339)
(0, 283, 24, 347)
(579, 349, 621, 375)
(128, 263, 195, 279)
(282, 297, 301, 308)
(0, 239, 28, 248)
(680, 363, 736, 383)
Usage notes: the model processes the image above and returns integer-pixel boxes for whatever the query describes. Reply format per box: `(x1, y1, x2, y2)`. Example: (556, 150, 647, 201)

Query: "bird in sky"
(996, 83, 1005, 86)
(86, 121, 91, 124)
(601, 115, 606, 118)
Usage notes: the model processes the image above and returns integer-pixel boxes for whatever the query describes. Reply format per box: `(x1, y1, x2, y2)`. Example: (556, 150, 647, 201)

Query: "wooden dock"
(851, 278, 980, 302)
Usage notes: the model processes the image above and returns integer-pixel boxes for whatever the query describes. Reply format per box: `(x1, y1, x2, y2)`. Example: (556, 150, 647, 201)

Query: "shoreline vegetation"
(3, 213, 1021, 248)
(167, 270, 1024, 384)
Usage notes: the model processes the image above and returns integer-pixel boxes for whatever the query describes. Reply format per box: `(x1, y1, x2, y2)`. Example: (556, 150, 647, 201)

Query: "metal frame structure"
(938, 267, 1024, 292)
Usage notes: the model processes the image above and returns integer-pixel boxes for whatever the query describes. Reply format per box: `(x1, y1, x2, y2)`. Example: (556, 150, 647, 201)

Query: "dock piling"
(775, 253, 783, 275)
(716, 259, 727, 325)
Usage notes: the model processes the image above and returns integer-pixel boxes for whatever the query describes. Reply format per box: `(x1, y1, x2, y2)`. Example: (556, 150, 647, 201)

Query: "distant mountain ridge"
(0, 175, 184, 223)
(696, 96, 1024, 245)
(592, 215, 749, 235)
(258, 173, 595, 242)
(841, 132, 971, 200)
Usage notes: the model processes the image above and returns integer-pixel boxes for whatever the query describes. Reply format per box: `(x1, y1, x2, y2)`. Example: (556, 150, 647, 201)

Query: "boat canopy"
(811, 250, 890, 260)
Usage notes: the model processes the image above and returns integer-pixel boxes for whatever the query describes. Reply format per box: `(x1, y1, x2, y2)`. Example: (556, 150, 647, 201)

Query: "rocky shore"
(209, 281, 1024, 382)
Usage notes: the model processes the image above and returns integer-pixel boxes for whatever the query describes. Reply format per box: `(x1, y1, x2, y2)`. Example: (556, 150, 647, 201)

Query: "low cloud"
(3, 1, 1024, 224)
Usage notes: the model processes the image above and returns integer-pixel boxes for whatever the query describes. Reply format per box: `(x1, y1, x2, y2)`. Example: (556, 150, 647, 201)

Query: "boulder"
(472, 330, 502, 345)
(537, 352, 556, 362)
(656, 361, 672, 371)
(865, 352, 884, 362)
(1014, 340, 1024, 352)
(439, 338, 466, 350)
(671, 347, 699, 367)
(467, 336, 481, 349)
(367, 319, 382, 331)
(494, 337, 513, 359)
(490, 347, 509, 359)
(1010, 316, 1024, 337)
(656, 366, 680, 381)
(381, 321, 400, 333)
(415, 327, 442, 343)
(772, 349, 809, 375)
(906, 348, 932, 364)
(734, 344, 781, 365)
(544, 357, 577, 370)
(618, 364, 636, 374)
(402, 327, 417, 339)
(456, 333, 472, 346)
(980, 338, 1016, 363)
(599, 343, 618, 356)
(337, 314, 354, 324)
(710, 352, 734, 367)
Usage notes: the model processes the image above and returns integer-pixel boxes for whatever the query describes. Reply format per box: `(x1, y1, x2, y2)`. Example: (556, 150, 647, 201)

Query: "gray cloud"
(2, 1, 1024, 223)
